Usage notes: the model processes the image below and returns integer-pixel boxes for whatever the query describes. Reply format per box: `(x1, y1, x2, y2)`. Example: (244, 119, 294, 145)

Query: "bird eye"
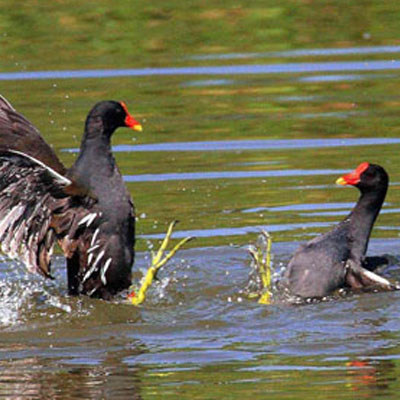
(363, 170, 375, 180)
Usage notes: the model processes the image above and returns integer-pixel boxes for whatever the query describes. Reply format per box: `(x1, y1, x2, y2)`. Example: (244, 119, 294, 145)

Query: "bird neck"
(348, 187, 387, 260)
(81, 114, 113, 152)
(68, 116, 116, 189)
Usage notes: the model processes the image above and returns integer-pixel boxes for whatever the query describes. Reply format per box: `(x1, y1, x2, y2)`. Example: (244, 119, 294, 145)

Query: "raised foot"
(129, 220, 194, 306)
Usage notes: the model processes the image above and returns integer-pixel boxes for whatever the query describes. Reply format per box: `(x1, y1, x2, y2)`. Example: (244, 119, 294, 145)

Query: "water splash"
(0, 281, 26, 326)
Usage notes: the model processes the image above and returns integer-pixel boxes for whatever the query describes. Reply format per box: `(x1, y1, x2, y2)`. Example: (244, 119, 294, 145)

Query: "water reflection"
(0, 357, 143, 400)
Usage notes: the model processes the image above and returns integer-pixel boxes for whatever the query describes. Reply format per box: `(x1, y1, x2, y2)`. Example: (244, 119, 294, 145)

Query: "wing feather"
(0, 95, 66, 175)
(0, 150, 92, 278)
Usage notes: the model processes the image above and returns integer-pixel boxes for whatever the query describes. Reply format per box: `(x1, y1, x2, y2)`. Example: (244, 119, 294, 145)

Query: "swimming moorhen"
(283, 162, 397, 299)
(0, 95, 142, 299)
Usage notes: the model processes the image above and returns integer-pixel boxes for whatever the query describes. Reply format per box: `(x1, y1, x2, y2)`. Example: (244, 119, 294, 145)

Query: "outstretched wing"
(0, 150, 93, 278)
(0, 95, 66, 175)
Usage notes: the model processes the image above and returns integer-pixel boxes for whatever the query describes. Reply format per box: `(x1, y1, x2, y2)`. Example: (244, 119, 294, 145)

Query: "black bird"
(283, 162, 397, 299)
(0, 96, 142, 299)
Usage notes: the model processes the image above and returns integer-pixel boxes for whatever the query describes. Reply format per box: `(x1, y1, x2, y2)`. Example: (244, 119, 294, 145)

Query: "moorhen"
(283, 162, 397, 299)
(0, 95, 142, 299)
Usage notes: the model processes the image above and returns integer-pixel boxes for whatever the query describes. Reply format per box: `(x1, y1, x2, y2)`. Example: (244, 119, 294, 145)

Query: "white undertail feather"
(362, 268, 392, 287)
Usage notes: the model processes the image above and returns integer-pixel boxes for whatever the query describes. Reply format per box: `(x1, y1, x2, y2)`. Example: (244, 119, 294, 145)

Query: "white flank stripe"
(78, 213, 97, 227)
(82, 249, 105, 284)
(82, 261, 98, 284)
(87, 287, 98, 297)
(100, 258, 112, 285)
(91, 228, 100, 246)
(92, 250, 105, 270)
(87, 244, 100, 253)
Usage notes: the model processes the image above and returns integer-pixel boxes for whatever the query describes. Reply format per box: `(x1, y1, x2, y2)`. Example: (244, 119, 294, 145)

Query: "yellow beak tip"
(335, 177, 346, 185)
(133, 125, 143, 132)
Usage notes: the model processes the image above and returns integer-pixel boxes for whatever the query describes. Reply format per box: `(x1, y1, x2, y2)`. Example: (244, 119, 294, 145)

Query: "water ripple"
(64, 138, 400, 154)
(124, 169, 346, 183)
(139, 222, 334, 240)
(242, 202, 356, 214)
(189, 45, 400, 60)
(2, 60, 400, 81)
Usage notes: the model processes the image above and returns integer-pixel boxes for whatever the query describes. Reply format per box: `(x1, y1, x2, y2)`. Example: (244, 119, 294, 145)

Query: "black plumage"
(0, 96, 142, 299)
(284, 163, 396, 299)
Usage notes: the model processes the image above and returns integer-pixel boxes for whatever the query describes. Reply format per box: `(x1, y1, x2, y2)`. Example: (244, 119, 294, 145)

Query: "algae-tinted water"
(2, 1, 400, 398)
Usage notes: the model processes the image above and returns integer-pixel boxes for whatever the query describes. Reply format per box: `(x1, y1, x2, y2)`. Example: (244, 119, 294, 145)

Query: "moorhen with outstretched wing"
(0, 96, 142, 299)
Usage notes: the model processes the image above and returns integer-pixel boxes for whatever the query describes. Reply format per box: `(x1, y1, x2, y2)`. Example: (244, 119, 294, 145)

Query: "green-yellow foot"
(128, 220, 194, 306)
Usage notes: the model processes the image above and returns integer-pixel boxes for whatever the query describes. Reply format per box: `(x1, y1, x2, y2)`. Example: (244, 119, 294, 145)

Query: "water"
(2, 0, 400, 398)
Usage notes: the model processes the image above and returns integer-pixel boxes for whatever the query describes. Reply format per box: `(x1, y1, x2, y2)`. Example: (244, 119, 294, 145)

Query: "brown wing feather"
(0, 150, 94, 278)
(0, 95, 66, 175)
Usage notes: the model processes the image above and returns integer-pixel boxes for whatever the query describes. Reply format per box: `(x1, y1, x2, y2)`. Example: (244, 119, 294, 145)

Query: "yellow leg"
(129, 221, 194, 306)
